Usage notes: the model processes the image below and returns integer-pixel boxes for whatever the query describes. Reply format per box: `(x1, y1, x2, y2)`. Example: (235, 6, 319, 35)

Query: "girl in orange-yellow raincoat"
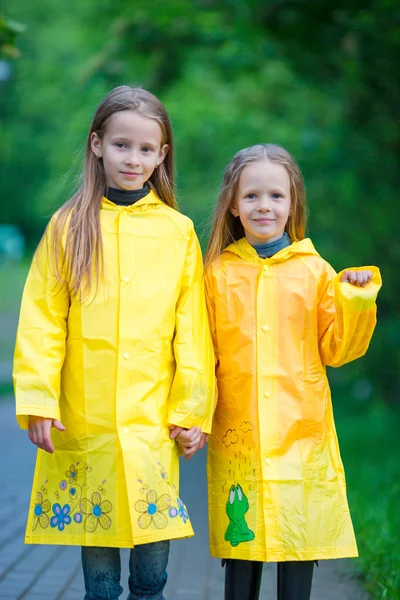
(203, 144, 381, 600)
(13, 86, 215, 600)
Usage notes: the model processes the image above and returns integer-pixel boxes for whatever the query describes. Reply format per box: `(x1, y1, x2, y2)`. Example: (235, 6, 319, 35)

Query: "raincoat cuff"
(168, 413, 212, 435)
(335, 266, 382, 303)
(16, 406, 61, 430)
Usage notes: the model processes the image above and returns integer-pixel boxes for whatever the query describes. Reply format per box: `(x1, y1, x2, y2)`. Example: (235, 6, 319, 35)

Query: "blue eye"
(246, 193, 257, 200)
(142, 147, 153, 153)
(271, 193, 282, 200)
(115, 142, 126, 149)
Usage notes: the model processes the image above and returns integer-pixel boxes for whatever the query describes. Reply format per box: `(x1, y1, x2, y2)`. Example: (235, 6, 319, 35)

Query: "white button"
(264, 391, 270, 398)
(122, 209, 127, 215)
(265, 458, 271, 465)
(122, 276, 130, 283)
(263, 265, 269, 272)
(123, 427, 129, 434)
(123, 353, 129, 359)
(262, 325, 269, 332)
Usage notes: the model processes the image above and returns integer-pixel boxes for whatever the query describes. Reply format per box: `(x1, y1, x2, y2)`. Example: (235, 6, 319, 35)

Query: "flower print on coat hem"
(50, 504, 72, 531)
(177, 498, 189, 523)
(33, 492, 51, 530)
(80, 492, 113, 533)
(65, 464, 83, 484)
(135, 490, 171, 529)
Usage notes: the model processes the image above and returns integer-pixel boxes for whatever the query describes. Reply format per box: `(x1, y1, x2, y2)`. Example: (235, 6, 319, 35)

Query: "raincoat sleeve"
(318, 263, 382, 368)
(167, 226, 216, 433)
(13, 222, 70, 430)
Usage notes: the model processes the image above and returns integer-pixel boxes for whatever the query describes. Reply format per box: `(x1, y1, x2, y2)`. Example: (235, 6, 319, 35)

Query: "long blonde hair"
(43, 85, 176, 300)
(205, 144, 307, 267)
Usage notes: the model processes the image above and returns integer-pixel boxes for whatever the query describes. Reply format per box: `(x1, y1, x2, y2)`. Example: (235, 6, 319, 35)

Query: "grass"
(0, 260, 29, 313)
(337, 404, 400, 599)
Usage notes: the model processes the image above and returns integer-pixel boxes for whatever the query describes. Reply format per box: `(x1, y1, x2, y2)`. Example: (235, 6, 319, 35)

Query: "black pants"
(224, 559, 314, 600)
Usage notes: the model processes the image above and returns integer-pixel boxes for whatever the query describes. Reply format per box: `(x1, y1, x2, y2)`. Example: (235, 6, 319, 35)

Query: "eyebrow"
(110, 136, 158, 147)
(241, 185, 286, 194)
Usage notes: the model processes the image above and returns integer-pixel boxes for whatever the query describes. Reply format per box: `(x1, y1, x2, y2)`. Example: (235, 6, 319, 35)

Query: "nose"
(124, 150, 140, 166)
(258, 195, 271, 211)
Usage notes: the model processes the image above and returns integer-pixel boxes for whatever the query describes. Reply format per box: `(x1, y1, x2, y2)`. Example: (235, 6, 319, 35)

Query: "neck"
(251, 232, 291, 258)
(105, 183, 150, 206)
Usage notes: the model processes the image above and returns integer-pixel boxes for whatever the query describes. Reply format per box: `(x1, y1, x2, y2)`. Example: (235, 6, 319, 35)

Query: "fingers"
(342, 269, 373, 287)
(28, 418, 55, 453)
(199, 434, 209, 449)
(169, 426, 183, 439)
(176, 427, 201, 446)
(52, 419, 66, 431)
(184, 443, 201, 460)
(181, 433, 209, 460)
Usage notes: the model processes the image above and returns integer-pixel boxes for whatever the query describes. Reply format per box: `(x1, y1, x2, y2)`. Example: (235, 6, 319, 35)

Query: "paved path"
(0, 397, 369, 599)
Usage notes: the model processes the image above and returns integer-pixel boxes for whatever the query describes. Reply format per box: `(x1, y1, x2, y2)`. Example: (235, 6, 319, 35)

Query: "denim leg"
(82, 546, 123, 600)
(127, 540, 170, 600)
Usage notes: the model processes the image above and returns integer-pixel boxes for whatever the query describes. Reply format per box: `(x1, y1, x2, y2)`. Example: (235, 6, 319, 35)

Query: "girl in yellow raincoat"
(203, 144, 381, 600)
(13, 86, 215, 600)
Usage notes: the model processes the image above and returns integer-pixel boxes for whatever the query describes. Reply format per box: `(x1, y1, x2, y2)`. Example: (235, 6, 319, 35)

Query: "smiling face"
(231, 159, 292, 245)
(90, 110, 168, 190)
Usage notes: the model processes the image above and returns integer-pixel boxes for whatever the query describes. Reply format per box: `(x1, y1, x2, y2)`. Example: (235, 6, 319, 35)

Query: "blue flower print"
(65, 464, 82, 484)
(135, 490, 171, 529)
(74, 512, 83, 524)
(80, 492, 113, 533)
(33, 491, 51, 530)
(177, 498, 189, 523)
(50, 504, 72, 531)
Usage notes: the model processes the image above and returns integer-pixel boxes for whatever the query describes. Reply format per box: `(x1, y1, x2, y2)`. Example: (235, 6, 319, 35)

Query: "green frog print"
(224, 483, 255, 547)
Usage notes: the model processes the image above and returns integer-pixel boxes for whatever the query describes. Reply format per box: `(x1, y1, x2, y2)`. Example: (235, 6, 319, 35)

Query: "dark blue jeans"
(82, 540, 170, 600)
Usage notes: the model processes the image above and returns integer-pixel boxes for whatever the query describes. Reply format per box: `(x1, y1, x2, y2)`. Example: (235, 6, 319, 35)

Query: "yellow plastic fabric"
(13, 190, 215, 547)
(205, 237, 381, 562)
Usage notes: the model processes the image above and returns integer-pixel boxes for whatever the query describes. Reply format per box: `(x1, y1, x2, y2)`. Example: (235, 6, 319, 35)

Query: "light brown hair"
(42, 85, 176, 300)
(205, 144, 306, 267)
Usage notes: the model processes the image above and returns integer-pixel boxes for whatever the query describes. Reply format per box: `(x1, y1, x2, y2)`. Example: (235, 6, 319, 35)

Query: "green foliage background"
(1, 2, 399, 597)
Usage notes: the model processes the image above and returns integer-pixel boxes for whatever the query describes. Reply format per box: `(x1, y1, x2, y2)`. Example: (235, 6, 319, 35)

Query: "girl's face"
(90, 110, 168, 190)
(231, 159, 291, 246)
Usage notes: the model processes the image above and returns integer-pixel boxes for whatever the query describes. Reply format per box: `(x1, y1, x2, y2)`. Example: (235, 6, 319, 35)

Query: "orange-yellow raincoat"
(14, 190, 215, 548)
(205, 237, 381, 562)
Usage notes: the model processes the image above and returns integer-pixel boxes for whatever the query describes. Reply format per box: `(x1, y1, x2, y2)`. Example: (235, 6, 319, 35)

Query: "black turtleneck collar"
(105, 183, 150, 206)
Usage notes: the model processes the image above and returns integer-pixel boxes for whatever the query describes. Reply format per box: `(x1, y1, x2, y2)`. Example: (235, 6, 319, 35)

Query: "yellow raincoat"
(205, 237, 381, 562)
(14, 189, 215, 548)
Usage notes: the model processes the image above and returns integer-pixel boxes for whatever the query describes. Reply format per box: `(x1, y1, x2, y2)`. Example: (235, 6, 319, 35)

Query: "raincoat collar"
(223, 237, 319, 263)
(101, 188, 164, 211)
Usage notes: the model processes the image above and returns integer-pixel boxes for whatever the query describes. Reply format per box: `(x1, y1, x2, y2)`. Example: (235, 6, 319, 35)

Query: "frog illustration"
(224, 483, 255, 547)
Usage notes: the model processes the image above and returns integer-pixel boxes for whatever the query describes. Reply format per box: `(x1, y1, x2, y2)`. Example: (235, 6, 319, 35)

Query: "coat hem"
(25, 526, 194, 548)
(210, 545, 359, 562)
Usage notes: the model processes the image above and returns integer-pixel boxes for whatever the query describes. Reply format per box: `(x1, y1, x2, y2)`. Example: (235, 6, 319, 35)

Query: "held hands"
(28, 416, 66, 454)
(169, 425, 209, 460)
(340, 270, 372, 287)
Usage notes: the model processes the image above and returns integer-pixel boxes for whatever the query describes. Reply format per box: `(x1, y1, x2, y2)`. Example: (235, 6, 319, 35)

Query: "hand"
(184, 433, 210, 461)
(28, 416, 66, 454)
(169, 426, 203, 459)
(340, 269, 372, 287)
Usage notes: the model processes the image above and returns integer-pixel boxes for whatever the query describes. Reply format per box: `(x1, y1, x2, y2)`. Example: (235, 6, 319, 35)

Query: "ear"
(230, 203, 239, 217)
(157, 143, 169, 166)
(90, 132, 102, 159)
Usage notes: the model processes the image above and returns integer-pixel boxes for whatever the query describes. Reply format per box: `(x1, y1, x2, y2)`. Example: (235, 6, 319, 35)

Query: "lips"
(121, 172, 141, 176)
(254, 219, 274, 224)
